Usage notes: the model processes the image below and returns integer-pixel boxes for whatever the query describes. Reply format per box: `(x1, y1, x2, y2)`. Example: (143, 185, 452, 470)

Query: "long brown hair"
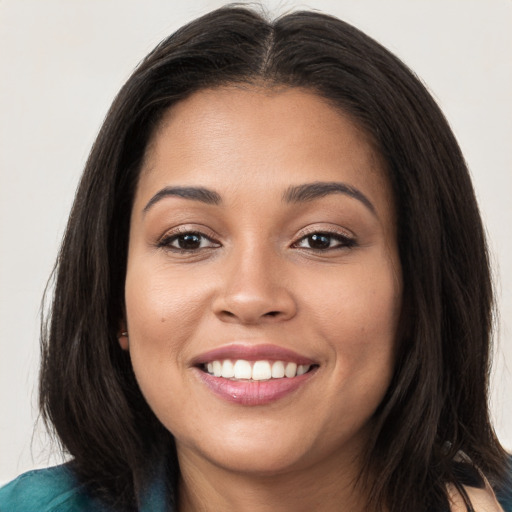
(39, 5, 508, 511)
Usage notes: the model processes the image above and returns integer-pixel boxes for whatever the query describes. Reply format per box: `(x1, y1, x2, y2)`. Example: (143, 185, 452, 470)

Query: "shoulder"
(496, 460, 512, 512)
(0, 464, 112, 512)
(446, 462, 512, 512)
(447, 484, 507, 512)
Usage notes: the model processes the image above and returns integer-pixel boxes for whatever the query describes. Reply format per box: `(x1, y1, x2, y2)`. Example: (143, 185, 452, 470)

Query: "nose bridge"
(213, 236, 296, 324)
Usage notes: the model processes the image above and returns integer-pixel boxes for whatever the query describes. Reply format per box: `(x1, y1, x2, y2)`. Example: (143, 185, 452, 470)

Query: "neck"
(177, 447, 371, 512)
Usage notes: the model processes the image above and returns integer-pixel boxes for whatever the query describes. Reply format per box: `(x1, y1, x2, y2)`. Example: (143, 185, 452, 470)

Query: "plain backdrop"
(1, 0, 511, 484)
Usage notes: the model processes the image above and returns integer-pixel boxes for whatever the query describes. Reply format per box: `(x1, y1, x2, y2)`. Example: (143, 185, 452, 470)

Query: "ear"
(118, 322, 129, 350)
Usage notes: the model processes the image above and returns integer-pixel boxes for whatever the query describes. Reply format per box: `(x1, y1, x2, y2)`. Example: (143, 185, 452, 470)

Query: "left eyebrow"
(143, 186, 222, 213)
(283, 181, 376, 216)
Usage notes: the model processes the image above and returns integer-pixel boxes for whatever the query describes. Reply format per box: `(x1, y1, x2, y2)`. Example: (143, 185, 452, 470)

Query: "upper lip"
(191, 343, 317, 366)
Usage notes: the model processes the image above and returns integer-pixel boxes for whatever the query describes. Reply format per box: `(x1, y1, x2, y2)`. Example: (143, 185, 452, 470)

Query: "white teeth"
(221, 359, 235, 378)
(212, 360, 222, 377)
(252, 361, 272, 381)
(233, 360, 252, 379)
(204, 359, 312, 380)
(271, 361, 285, 378)
(285, 362, 297, 378)
(297, 364, 308, 376)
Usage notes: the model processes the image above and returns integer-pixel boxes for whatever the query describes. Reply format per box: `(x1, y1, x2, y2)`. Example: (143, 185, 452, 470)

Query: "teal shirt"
(0, 464, 169, 512)
(1, 463, 511, 511)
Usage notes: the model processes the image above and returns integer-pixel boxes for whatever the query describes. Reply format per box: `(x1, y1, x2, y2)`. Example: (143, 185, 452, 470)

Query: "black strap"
(453, 479, 475, 512)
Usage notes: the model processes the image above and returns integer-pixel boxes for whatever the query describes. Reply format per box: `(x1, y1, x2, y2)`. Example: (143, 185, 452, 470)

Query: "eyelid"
(294, 224, 355, 241)
(157, 224, 217, 240)
(162, 232, 218, 248)
(291, 225, 357, 250)
(156, 225, 221, 251)
(153, 223, 356, 253)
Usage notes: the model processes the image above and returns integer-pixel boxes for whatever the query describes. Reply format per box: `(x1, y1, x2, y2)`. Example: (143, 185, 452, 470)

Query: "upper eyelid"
(160, 231, 219, 245)
(291, 227, 357, 251)
(294, 225, 355, 240)
(155, 225, 356, 246)
(158, 225, 219, 242)
(293, 232, 354, 246)
(156, 232, 221, 255)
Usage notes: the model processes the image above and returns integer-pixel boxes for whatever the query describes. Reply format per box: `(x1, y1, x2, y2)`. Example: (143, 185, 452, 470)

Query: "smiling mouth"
(202, 359, 317, 381)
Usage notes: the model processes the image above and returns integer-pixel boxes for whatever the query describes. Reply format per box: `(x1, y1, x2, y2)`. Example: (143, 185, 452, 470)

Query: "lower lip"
(195, 369, 316, 406)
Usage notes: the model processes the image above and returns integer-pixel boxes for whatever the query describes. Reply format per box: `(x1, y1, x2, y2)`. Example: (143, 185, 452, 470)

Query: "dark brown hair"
(39, 5, 508, 511)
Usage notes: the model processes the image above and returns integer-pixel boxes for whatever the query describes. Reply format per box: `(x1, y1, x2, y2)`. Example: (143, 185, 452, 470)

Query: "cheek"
(123, 264, 209, 430)
(123, 260, 210, 382)
(299, 257, 401, 375)
(126, 260, 206, 333)
(306, 256, 400, 321)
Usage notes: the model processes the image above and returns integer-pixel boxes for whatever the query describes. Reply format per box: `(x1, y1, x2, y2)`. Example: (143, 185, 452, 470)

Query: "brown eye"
(159, 231, 220, 252)
(176, 233, 202, 250)
(295, 232, 356, 251)
(307, 234, 331, 250)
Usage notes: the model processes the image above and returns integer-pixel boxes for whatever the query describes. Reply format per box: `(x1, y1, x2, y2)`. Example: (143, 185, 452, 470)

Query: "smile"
(203, 359, 312, 380)
(193, 344, 319, 405)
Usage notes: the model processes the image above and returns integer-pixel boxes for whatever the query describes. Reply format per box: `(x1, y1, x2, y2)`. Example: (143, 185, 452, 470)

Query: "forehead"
(137, 86, 392, 215)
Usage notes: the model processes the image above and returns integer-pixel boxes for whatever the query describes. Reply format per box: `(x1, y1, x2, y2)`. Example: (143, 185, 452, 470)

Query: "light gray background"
(1, 0, 511, 483)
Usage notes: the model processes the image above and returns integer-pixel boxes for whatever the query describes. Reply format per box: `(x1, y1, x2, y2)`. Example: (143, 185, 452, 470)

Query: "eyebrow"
(143, 181, 376, 216)
(283, 181, 376, 215)
(143, 186, 222, 213)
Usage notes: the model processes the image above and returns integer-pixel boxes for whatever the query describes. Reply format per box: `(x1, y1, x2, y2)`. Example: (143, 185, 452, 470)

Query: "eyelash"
(157, 228, 357, 254)
(292, 231, 357, 251)
(157, 229, 220, 253)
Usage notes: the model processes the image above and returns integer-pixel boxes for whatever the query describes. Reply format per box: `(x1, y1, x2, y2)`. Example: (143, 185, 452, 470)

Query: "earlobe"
(118, 328, 129, 350)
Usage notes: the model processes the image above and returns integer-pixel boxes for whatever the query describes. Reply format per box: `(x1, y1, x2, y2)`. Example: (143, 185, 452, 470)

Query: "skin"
(448, 483, 504, 512)
(123, 86, 403, 512)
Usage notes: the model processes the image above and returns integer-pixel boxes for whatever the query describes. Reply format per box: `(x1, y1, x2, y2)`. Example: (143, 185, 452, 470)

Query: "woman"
(1, 5, 510, 512)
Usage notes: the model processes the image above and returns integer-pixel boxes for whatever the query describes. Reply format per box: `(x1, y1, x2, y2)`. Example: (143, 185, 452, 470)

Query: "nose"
(212, 244, 297, 325)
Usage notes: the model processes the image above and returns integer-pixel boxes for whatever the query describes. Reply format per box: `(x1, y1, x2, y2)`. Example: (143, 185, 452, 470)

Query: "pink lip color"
(196, 368, 316, 406)
(192, 343, 316, 366)
(191, 343, 318, 406)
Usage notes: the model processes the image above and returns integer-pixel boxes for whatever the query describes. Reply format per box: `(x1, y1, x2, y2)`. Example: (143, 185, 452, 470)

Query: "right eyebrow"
(283, 181, 376, 216)
(143, 186, 222, 213)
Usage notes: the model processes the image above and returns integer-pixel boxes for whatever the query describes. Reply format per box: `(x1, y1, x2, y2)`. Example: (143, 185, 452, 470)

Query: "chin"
(200, 443, 310, 476)
(175, 417, 368, 479)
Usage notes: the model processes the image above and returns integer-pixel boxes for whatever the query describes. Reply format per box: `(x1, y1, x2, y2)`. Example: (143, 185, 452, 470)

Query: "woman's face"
(124, 86, 402, 477)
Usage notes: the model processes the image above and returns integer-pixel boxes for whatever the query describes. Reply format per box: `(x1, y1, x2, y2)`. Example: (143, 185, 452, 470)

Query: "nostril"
(264, 311, 280, 317)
